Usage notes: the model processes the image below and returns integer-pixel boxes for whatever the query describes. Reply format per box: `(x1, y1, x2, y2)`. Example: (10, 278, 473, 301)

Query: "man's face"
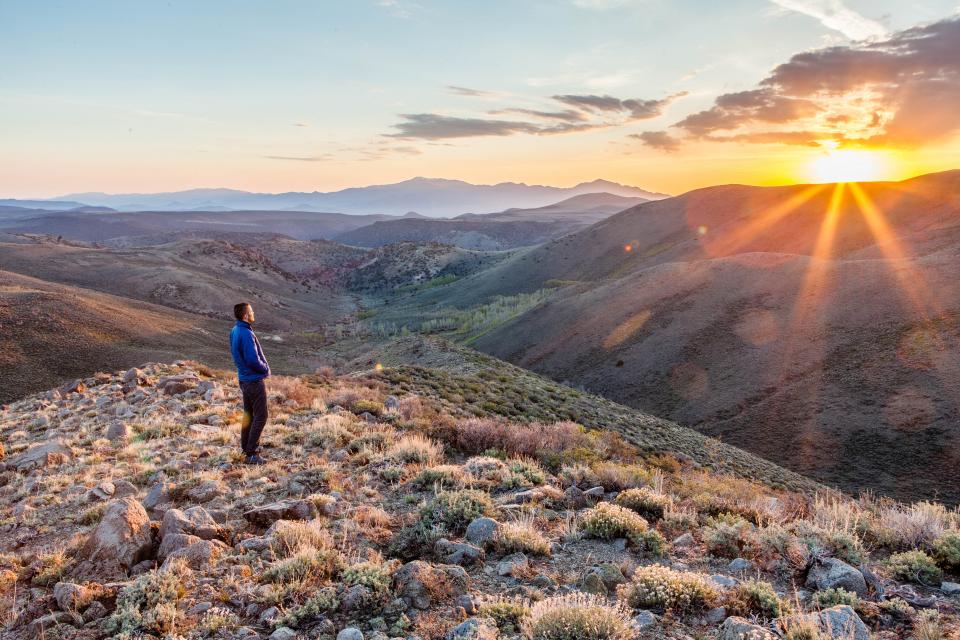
(244, 305, 255, 323)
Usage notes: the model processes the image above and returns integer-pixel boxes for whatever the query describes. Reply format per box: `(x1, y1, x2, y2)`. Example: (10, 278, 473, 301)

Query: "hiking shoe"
(244, 454, 266, 465)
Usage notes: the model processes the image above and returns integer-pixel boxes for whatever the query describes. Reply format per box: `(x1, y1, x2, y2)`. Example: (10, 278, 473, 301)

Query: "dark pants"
(239, 379, 268, 456)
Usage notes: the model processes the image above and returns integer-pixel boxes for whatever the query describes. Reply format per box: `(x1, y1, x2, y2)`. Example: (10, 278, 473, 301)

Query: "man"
(230, 302, 270, 464)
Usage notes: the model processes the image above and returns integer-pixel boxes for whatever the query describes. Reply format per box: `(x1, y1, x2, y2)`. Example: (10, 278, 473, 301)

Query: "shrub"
(104, 563, 188, 636)
(618, 565, 719, 613)
(426, 489, 496, 533)
(614, 487, 672, 521)
(453, 418, 588, 461)
(703, 514, 752, 558)
(412, 465, 467, 489)
(523, 593, 633, 640)
(812, 587, 858, 609)
(477, 596, 530, 633)
(272, 587, 338, 629)
(351, 399, 385, 416)
(464, 456, 509, 484)
(389, 434, 443, 465)
(589, 461, 653, 491)
(198, 607, 241, 635)
(873, 500, 950, 550)
(726, 579, 788, 619)
(932, 531, 960, 570)
(887, 550, 942, 586)
(261, 548, 344, 584)
(581, 502, 649, 541)
(342, 560, 395, 596)
(502, 458, 546, 488)
(496, 516, 551, 556)
(271, 520, 331, 558)
(913, 609, 943, 640)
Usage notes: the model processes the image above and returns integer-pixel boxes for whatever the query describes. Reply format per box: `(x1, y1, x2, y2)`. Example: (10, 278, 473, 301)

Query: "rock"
(142, 481, 172, 513)
(445, 618, 497, 640)
(160, 506, 224, 540)
(54, 582, 95, 611)
(531, 573, 555, 588)
(720, 616, 776, 640)
(158, 533, 202, 562)
(271, 627, 299, 640)
(583, 486, 605, 500)
(581, 571, 607, 594)
(497, 552, 528, 577)
(158, 373, 199, 396)
(435, 538, 484, 565)
(82, 600, 108, 622)
(585, 563, 626, 591)
(805, 557, 867, 596)
(112, 479, 138, 499)
(58, 379, 86, 396)
(162, 539, 226, 570)
(186, 479, 224, 503)
(633, 610, 658, 629)
(564, 485, 588, 508)
(942, 581, 960, 595)
(465, 517, 500, 547)
(394, 561, 469, 609)
(457, 594, 477, 615)
(10, 440, 73, 472)
(673, 532, 695, 547)
(729, 558, 753, 573)
(28, 611, 79, 634)
(777, 605, 869, 640)
(244, 499, 319, 526)
(341, 584, 374, 611)
(337, 629, 365, 640)
(79, 497, 153, 575)
(106, 421, 130, 442)
(704, 606, 728, 624)
(384, 395, 400, 411)
(85, 481, 116, 502)
(711, 575, 738, 588)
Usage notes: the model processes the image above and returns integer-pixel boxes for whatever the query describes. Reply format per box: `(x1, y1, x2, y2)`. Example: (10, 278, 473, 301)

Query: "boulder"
(10, 440, 73, 472)
(446, 618, 497, 640)
(85, 481, 116, 502)
(58, 379, 86, 396)
(244, 499, 319, 526)
(497, 552, 528, 577)
(158, 533, 202, 562)
(337, 629, 364, 640)
(805, 557, 867, 596)
(53, 582, 99, 611)
(79, 498, 153, 575)
(161, 538, 227, 570)
(105, 421, 130, 443)
(159, 506, 224, 540)
(142, 480, 173, 513)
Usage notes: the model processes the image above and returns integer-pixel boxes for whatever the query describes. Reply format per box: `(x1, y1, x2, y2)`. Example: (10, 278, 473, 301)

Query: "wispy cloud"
(631, 130, 681, 152)
(386, 90, 684, 140)
(769, 0, 887, 40)
(263, 154, 330, 162)
(376, 0, 420, 18)
(447, 85, 501, 98)
(292, 122, 309, 128)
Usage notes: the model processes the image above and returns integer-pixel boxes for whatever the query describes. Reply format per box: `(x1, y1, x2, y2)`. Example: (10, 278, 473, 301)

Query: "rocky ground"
(3, 361, 960, 639)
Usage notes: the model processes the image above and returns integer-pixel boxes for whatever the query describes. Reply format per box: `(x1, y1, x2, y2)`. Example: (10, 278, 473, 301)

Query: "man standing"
(230, 302, 270, 464)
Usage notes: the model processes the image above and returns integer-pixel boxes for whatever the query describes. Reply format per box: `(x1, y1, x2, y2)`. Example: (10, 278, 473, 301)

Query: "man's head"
(234, 302, 255, 323)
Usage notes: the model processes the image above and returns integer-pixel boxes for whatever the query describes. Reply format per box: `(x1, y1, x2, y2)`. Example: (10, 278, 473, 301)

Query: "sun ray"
(700, 184, 827, 258)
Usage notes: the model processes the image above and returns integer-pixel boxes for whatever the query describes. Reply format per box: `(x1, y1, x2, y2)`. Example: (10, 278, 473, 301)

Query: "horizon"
(4, 1, 960, 198)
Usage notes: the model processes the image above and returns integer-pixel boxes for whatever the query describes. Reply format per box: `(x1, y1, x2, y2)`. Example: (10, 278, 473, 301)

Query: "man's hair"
(233, 302, 251, 321)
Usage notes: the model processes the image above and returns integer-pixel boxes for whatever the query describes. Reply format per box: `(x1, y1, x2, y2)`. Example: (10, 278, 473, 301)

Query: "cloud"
(263, 155, 329, 162)
(386, 90, 682, 140)
(571, 0, 634, 8)
(649, 16, 960, 151)
(447, 85, 500, 98)
(769, 0, 886, 40)
(376, 0, 419, 18)
(553, 92, 686, 120)
(631, 130, 681, 151)
(292, 122, 309, 128)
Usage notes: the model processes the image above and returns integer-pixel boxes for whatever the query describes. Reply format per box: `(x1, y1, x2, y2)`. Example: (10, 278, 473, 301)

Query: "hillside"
(335, 193, 647, 250)
(360, 171, 960, 503)
(3, 356, 960, 639)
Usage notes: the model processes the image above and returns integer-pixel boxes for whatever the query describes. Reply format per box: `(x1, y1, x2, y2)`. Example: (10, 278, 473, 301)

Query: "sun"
(807, 148, 892, 184)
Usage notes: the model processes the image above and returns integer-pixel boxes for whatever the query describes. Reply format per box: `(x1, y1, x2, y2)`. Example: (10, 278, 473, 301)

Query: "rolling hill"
(370, 171, 960, 502)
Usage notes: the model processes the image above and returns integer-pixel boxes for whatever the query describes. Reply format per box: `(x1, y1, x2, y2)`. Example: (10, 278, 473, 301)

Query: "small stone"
(943, 581, 960, 596)
(531, 573, 555, 588)
(583, 486, 605, 499)
(721, 616, 776, 640)
(270, 627, 298, 640)
(728, 558, 753, 573)
(497, 552, 528, 577)
(82, 600, 108, 622)
(673, 533, 695, 547)
(105, 421, 130, 443)
(435, 538, 484, 565)
(243, 499, 319, 525)
(804, 558, 867, 596)
(711, 575, 738, 588)
(633, 610, 658, 629)
(705, 606, 728, 624)
(465, 517, 500, 547)
(445, 618, 496, 640)
(337, 627, 364, 640)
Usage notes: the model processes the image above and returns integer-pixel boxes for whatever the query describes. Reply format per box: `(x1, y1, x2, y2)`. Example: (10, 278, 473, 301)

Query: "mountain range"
(49, 177, 666, 217)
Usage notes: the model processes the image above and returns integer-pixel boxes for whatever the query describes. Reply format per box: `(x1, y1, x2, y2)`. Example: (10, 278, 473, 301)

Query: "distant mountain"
(56, 177, 668, 217)
(0, 198, 91, 210)
(335, 191, 647, 249)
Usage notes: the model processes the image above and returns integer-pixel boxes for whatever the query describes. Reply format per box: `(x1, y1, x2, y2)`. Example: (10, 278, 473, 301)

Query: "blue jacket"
(230, 320, 271, 382)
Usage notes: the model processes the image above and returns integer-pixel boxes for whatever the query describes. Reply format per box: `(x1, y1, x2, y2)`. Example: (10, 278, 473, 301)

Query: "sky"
(2, 0, 959, 198)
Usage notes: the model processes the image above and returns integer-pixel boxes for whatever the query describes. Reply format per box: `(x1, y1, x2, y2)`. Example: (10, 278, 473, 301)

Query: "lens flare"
(808, 149, 891, 183)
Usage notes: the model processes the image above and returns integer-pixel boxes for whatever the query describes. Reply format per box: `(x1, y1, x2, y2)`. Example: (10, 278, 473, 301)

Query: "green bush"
(351, 399, 385, 416)
(477, 596, 531, 633)
(411, 465, 466, 489)
(613, 487, 672, 521)
(887, 550, 942, 586)
(523, 593, 633, 640)
(703, 514, 752, 558)
(932, 532, 960, 570)
(727, 579, 788, 619)
(581, 502, 649, 541)
(272, 587, 338, 629)
(812, 587, 858, 609)
(262, 548, 344, 584)
(104, 565, 187, 636)
(427, 489, 496, 533)
(618, 564, 719, 613)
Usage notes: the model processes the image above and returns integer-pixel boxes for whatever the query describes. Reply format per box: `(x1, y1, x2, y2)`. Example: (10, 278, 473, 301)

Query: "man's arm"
(241, 331, 270, 375)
